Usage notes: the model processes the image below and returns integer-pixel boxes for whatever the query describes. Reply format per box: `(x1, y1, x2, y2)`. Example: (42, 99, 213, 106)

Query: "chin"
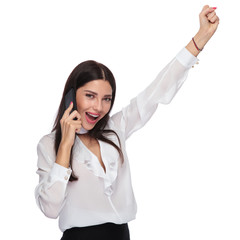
(82, 123, 97, 131)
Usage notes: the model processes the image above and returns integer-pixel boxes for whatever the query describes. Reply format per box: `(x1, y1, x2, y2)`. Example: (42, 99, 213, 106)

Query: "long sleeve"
(110, 48, 198, 139)
(34, 133, 72, 219)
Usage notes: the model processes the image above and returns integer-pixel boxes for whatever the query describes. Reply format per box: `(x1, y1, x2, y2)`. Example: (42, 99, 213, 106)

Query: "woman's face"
(76, 79, 113, 130)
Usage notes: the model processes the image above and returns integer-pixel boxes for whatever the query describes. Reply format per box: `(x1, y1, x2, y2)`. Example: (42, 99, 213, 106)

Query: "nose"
(93, 98, 103, 112)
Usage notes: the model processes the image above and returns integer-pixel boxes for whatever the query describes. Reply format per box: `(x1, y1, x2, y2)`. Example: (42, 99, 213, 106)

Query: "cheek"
(76, 101, 86, 113)
(76, 96, 89, 112)
(103, 103, 112, 114)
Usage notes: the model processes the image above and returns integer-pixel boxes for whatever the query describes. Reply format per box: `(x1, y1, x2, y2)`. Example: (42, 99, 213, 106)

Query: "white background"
(1, 0, 239, 239)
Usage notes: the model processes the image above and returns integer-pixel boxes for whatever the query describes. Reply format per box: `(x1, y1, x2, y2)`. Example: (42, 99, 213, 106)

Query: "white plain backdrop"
(1, 0, 239, 239)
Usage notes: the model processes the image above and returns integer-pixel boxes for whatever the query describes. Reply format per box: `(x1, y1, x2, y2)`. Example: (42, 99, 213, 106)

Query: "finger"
(70, 119, 82, 127)
(207, 11, 216, 19)
(75, 123, 83, 133)
(201, 6, 216, 18)
(62, 119, 81, 134)
(76, 128, 83, 133)
(69, 110, 81, 121)
(69, 119, 82, 133)
(208, 14, 219, 24)
(62, 102, 74, 119)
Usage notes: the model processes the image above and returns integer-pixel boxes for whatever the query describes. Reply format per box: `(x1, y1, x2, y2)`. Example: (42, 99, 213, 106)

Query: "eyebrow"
(84, 90, 112, 98)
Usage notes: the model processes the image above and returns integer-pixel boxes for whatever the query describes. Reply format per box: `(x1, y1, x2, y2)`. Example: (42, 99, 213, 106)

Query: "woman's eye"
(86, 94, 94, 99)
(104, 98, 112, 102)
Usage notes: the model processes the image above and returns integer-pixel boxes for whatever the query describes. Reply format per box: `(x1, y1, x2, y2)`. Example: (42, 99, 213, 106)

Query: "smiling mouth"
(85, 112, 100, 124)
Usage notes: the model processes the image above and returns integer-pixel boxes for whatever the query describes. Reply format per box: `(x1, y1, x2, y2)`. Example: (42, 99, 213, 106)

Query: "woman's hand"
(186, 5, 220, 56)
(60, 102, 82, 148)
(198, 5, 219, 39)
(55, 102, 82, 168)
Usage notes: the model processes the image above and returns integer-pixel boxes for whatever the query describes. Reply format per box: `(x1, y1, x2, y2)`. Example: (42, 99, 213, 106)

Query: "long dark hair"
(52, 60, 123, 181)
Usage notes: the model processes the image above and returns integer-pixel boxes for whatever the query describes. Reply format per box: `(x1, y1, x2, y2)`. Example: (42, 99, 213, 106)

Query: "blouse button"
(64, 176, 69, 181)
(67, 170, 71, 175)
(192, 61, 199, 68)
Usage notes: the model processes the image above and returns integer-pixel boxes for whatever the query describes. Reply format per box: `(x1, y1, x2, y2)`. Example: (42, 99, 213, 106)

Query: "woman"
(35, 5, 219, 240)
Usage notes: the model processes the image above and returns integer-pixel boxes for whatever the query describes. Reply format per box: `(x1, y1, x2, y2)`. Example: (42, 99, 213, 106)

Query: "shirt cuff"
(49, 163, 72, 183)
(176, 47, 199, 69)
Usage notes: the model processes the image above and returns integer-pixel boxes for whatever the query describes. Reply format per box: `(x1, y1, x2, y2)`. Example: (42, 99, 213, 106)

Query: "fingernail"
(70, 101, 73, 106)
(212, 7, 217, 10)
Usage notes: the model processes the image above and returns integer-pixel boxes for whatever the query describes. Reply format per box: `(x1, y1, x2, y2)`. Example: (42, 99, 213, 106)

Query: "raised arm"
(111, 5, 219, 140)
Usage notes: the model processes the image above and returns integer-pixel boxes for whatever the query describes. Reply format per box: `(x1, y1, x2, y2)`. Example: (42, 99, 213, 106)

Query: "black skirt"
(61, 223, 130, 240)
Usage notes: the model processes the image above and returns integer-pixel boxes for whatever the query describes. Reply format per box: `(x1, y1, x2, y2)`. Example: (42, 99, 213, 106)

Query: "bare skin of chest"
(78, 135, 106, 173)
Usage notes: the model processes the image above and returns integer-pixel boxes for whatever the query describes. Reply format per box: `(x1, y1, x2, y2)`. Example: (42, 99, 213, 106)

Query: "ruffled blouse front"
(74, 136, 119, 196)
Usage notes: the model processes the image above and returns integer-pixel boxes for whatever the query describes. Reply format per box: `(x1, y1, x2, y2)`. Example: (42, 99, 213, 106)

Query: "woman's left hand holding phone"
(55, 102, 82, 168)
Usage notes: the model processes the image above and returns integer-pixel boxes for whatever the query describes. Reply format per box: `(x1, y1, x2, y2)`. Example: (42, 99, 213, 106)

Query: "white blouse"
(35, 48, 198, 232)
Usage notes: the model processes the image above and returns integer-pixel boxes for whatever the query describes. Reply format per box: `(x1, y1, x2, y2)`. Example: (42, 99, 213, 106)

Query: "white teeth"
(87, 113, 99, 118)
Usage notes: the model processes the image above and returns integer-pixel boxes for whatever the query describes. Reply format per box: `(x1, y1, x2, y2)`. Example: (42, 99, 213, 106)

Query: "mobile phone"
(64, 88, 88, 134)
(64, 88, 77, 113)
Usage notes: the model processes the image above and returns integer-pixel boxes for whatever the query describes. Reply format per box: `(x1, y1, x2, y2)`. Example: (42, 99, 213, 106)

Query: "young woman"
(35, 5, 219, 240)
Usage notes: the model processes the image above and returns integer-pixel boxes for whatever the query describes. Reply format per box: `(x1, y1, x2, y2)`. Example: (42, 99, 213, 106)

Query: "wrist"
(56, 142, 72, 168)
(59, 139, 74, 152)
(194, 30, 211, 50)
